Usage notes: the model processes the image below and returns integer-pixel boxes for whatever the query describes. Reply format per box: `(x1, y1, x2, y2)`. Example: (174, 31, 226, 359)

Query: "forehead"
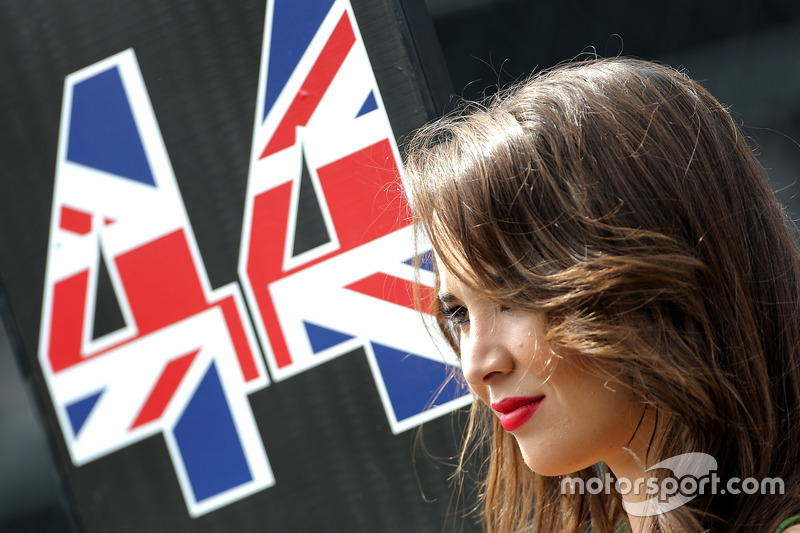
(436, 259, 459, 296)
(435, 252, 481, 301)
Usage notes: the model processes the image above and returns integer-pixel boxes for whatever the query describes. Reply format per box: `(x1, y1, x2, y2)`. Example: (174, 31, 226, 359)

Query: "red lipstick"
(491, 396, 545, 431)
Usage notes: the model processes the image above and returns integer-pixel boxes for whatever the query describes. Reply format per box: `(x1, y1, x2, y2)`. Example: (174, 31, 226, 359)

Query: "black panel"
(292, 146, 331, 257)
(92, 252, 127, 340)
(0, 1, 469, 532)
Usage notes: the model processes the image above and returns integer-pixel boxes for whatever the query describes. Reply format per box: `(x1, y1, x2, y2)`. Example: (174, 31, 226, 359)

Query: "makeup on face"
(491, 396, 545, 431)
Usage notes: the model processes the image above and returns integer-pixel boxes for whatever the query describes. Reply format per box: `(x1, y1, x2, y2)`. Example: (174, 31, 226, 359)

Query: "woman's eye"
(440, 305, 470, 329)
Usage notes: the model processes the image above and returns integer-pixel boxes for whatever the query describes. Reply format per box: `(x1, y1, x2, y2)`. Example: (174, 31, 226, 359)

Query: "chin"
(519, 446, 561, 477)
(517, 441, 589, 477)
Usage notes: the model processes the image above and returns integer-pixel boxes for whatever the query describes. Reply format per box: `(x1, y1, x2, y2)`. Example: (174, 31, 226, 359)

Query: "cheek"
(550, 362, 642, 444)
(515, 378, 642, 476)
(520, 338, 561, 381)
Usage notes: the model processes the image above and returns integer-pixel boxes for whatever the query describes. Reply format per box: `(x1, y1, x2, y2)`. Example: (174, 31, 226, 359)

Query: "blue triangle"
(67, 66, 155, 186)
(304, 321, 355, 354)
(356, 91, 378, 118)
(66, 389, 105, 437)
(263, 0, 336, 121)
(403, 250, 434, 272)
(174, 363, 252, 501)
(371, 342, 469, 422)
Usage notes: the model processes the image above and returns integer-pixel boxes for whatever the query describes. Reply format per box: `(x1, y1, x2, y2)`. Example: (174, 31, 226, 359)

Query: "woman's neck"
(604, 406, 659, 533)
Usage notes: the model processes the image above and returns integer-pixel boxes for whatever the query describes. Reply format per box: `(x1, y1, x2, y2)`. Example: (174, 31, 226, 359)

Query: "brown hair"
(403, 58, 800, 532)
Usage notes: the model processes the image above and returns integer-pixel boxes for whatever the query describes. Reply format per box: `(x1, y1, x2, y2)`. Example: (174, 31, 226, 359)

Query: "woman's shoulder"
(781, 526, 800, 533)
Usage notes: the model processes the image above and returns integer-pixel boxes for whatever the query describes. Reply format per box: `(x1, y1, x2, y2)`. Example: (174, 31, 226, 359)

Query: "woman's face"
(438, 259, 649, 477)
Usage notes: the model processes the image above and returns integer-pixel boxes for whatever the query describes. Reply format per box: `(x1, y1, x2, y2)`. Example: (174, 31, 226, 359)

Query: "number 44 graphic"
(39, 0, 470, 518)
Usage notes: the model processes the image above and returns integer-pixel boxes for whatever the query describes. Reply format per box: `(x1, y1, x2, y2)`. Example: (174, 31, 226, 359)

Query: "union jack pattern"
(40, 49, 273, 517)
(239, 0, 470, 433)
(38, 0, 471, 518)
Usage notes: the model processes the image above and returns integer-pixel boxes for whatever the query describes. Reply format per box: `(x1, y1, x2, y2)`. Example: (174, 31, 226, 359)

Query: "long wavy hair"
(402, 58, 800, 532)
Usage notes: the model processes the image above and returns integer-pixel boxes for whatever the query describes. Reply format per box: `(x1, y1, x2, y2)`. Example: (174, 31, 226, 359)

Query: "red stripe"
(130, 350, 198, 429)
(219, 296, 259, 382)
(316, 139, 410, 250)
(115, 229, 207, 336)
(49, 270, 89, 372)
(60, 205, 92, 235)
(247, 184, 294, 368)
(345, 272, 434, 314)
(259, 12, 356, 158)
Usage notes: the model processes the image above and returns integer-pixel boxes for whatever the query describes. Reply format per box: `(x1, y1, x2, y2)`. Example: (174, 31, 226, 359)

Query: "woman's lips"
(491, 396, 545, 431)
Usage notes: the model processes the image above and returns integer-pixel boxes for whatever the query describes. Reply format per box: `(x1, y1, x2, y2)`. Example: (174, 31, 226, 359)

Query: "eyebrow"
(437, 292, 457, 304)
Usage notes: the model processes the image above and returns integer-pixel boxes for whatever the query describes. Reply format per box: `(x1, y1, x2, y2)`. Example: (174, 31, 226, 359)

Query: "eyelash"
(440, 304, 470, 330)
(439, 304, 513, 331)
(439, 305, 511, 330)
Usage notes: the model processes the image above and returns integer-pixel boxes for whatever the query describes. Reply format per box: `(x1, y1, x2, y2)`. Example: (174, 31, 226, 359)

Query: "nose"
(459, 315, 512, 386)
